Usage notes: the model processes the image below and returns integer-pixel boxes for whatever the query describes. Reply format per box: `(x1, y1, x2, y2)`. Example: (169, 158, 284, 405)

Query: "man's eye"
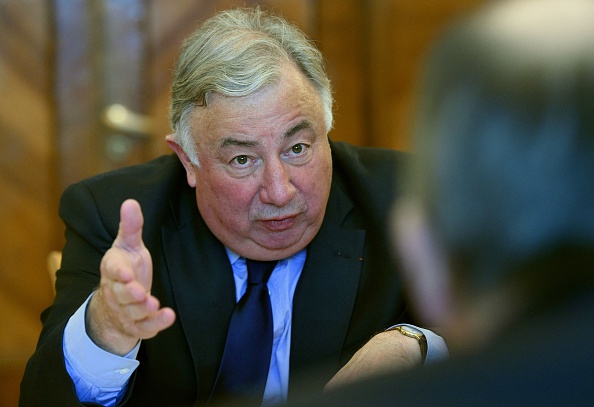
(291, 144, 304, 154)
(232, 155, 249, 165)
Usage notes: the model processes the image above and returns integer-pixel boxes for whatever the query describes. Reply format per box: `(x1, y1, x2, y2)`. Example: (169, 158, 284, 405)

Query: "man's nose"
(259, 159, 297, 207)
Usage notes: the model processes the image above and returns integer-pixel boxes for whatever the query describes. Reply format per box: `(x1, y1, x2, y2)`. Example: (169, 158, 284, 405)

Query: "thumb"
(114, 199, 145, 251)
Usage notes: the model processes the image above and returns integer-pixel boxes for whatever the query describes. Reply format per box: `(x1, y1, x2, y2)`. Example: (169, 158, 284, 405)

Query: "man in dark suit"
(20, 7, 446, 407)
(293, 0, 594, 405)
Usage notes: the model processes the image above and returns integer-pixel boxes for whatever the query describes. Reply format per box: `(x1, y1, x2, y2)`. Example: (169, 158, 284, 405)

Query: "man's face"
(173, 63, 332, 261)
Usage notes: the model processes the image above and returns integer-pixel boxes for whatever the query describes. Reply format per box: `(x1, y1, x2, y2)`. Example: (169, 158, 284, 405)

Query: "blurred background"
(0, 0, 483, 405)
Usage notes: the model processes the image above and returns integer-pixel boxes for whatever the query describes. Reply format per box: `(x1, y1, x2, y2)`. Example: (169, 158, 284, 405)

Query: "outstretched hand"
(87, 199, 176, 355)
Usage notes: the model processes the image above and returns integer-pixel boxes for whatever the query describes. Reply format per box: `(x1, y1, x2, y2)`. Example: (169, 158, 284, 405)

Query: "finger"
(114, 199, 145, 251)
(101, 250, 136, 283)
(118, 293, 161, 320)
(133, 307, 176, 340)
(110, 280, 149, 305)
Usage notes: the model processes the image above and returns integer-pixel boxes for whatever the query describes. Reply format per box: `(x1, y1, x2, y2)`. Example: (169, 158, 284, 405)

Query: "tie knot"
(245, 259, 277, 285)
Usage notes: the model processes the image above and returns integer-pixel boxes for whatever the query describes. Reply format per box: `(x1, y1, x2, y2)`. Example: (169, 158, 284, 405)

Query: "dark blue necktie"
(210, 259, 277, 404)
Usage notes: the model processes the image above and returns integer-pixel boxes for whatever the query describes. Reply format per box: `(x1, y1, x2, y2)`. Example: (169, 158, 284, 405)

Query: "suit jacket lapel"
(158, 171, 366, 398)
(289, 177, 366, 393)
(160, 186, 236, 398)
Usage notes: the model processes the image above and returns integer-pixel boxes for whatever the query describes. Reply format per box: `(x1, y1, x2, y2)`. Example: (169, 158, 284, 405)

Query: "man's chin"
(223, 222, 321, 260)
(244, 233, 311, 260)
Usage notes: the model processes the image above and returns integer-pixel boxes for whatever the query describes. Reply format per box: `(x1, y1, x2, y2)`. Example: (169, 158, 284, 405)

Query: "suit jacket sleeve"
(21, 155, 229, 406)
(20, 181, 116, 407)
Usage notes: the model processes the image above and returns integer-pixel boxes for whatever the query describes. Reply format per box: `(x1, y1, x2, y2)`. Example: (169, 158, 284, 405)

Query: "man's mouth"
(260, 215, 298, 231)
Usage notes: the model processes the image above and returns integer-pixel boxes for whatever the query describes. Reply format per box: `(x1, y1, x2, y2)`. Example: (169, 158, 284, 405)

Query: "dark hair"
(407, 0, 594, 288)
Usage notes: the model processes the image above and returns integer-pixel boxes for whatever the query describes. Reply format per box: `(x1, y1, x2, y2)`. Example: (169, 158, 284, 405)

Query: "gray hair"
(170, 7, 333, 165)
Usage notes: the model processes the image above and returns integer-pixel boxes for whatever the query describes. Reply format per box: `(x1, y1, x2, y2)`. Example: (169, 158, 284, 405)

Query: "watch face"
(401, 326, 423, 336)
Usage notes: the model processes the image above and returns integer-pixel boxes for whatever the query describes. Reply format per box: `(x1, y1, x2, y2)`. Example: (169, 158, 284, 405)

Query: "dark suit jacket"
(20, 141, 413, 407)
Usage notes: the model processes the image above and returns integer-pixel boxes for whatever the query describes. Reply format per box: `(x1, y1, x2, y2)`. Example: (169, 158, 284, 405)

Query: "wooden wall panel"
(0, 2, 55, 406)
(317, 0, 368, 146)
(367, 0, 484, 151)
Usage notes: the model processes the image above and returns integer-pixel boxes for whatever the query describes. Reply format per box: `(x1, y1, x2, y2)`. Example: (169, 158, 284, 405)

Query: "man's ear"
(166, 134, 197, 187)
(391, 199, 454, 327)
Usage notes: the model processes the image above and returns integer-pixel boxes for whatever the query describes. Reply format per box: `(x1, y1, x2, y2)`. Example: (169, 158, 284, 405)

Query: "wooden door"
(0, 1, 483, 405)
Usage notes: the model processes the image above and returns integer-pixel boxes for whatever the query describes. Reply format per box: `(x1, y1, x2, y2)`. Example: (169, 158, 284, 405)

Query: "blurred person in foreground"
(294, 0, 594, 405)
(20, 6, 447, 407)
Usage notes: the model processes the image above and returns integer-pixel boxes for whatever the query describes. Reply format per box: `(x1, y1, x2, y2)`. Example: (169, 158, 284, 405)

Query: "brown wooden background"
(0, 1, 483, 405)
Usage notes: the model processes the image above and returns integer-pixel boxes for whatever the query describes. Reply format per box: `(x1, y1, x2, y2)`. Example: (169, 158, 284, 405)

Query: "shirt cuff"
(64, 293, 141, 388)
(387, 324, 449, 365)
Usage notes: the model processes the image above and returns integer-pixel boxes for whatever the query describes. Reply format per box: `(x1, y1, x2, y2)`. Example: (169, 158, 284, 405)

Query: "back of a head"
(410, 0, 594, 288)
(169, 7, 333, 162)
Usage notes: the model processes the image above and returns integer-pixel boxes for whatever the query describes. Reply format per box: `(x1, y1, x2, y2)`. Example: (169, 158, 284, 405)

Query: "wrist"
(86, 291, 139, 355)
(386, 325, 428, 365)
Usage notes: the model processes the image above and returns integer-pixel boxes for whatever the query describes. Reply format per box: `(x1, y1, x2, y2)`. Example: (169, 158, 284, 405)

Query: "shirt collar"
(224, 246, 306, 266)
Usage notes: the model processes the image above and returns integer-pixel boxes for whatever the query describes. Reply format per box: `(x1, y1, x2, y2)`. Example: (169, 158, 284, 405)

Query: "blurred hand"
(324, 330, 422, 391)
(86, 199, 176, 355)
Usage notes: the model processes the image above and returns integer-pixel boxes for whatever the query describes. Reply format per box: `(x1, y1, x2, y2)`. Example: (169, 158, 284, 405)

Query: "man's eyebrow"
(219, 121, 313, 148)
(220, 138, 259, 149)
(284, 121, 312, 139)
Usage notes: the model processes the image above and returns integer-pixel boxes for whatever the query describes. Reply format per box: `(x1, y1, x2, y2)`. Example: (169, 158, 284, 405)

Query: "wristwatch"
(388, 325, 428, 364)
